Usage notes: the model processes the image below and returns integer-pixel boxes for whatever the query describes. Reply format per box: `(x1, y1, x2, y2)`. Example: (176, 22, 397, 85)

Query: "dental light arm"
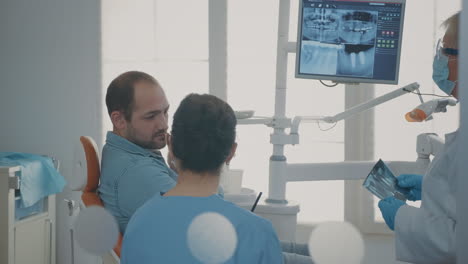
(290, 82, 420, 134)
(324, 82, 420, 123)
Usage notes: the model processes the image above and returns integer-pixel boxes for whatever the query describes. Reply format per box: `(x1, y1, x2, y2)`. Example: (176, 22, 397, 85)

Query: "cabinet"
(0, 166, 56, 264)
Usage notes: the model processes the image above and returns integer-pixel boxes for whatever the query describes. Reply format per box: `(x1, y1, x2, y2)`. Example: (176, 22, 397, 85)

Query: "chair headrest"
(79, 136, 101, 193)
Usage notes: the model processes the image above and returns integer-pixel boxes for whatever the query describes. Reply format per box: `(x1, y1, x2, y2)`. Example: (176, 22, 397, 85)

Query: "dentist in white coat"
(378, 12, 460, 264)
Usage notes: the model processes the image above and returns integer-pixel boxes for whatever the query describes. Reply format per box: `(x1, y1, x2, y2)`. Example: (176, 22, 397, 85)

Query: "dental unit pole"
(267, 0, 292, 204)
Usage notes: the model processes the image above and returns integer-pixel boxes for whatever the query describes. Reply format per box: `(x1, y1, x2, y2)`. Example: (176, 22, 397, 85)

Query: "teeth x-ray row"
(300, 8, 378, 78)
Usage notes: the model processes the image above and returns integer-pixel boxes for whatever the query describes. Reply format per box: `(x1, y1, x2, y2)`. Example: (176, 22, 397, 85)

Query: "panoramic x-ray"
(300, 8, 378, 77)
(363, 159, 409, 201)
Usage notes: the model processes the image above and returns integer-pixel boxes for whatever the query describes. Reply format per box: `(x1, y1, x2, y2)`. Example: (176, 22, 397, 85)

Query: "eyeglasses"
(436, 39, 459, 59)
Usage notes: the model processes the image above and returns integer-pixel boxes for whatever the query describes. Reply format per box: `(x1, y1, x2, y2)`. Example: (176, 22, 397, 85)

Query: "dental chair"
(79, 136, 122, 264)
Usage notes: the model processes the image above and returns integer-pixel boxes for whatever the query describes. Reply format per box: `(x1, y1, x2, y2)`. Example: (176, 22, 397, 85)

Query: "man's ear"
(110, 111, 127, 131)
(225, 143, 238, 165)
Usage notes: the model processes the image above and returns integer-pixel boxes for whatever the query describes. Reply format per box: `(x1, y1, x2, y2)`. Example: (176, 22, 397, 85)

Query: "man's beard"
(127, 127, 166, 150)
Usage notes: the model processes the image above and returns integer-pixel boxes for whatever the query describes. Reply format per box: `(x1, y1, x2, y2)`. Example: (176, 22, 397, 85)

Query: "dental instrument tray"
(363, 159, 409, 201)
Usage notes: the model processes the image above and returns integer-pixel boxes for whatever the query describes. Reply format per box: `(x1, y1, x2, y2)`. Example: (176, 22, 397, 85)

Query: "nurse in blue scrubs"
(121, 93, 284, 264)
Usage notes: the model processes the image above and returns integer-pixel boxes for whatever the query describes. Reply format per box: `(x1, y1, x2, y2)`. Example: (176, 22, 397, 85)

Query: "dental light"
(405, 98, 458, 122)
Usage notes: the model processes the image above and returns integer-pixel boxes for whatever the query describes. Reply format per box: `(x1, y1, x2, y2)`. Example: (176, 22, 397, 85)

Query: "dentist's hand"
(378, 197, 405, 231)
(397, 174, 423, 201)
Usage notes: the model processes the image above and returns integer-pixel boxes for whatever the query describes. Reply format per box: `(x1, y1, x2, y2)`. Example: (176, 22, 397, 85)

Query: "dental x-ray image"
(299, 8, 378, 78)
(300, 41, 339, 75)
(363, 159, 410, 201)
(337, 44, 375, 77)
(339, 11, 377, 45)
(302, 8, 341, 43)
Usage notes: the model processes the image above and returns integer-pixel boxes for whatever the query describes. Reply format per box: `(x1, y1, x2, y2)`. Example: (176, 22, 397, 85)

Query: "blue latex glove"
(378, 197, 405, 231)
(397, 174, 423, 201)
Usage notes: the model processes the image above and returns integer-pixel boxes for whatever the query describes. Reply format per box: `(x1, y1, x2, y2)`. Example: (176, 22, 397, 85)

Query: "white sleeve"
(395, 205, 456, 264)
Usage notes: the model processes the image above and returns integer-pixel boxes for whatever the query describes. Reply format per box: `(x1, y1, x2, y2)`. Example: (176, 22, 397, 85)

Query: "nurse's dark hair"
(106, 71, 160, 121)
(171, 93, 236, 174)
(442, 12, 460, 47)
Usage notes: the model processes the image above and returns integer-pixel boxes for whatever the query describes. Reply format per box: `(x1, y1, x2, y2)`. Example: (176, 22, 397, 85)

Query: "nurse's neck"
(164, 170, 220, 197)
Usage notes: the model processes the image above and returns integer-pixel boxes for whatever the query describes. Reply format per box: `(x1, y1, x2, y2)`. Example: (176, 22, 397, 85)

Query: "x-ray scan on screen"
(296, 0, 406, 84)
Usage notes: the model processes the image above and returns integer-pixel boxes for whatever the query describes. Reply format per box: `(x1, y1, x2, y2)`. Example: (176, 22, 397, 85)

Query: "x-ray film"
(363, 159, 409, 201)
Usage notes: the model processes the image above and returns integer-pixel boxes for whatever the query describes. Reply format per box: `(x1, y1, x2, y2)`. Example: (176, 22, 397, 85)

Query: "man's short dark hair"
(171, 94, 237, 174)
(105, 71, 159, 121)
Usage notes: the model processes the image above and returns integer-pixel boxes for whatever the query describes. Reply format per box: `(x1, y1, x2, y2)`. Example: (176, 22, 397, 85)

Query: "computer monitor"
(295, 0, 406, 84)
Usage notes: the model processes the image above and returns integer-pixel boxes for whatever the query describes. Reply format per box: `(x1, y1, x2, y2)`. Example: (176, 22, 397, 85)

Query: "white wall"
(101, 0, 210, 143)
(0, 1, 102, 263)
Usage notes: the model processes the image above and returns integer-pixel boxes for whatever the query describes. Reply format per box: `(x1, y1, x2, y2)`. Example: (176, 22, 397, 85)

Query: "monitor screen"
(295, 0, 406, 84)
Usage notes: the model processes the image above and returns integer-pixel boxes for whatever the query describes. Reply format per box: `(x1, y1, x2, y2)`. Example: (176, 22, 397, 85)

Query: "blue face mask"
(432, 54, 456, 96)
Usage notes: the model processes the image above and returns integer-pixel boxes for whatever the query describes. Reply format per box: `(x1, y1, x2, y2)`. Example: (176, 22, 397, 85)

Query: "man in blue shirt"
(98, 71, 177, 233)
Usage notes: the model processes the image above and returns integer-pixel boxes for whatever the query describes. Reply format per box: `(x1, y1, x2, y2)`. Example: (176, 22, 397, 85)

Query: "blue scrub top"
(121, 194, 284, 264)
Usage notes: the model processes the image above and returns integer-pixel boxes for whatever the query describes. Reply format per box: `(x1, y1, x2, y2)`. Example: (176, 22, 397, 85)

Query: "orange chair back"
(79, 136, 123, 257)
